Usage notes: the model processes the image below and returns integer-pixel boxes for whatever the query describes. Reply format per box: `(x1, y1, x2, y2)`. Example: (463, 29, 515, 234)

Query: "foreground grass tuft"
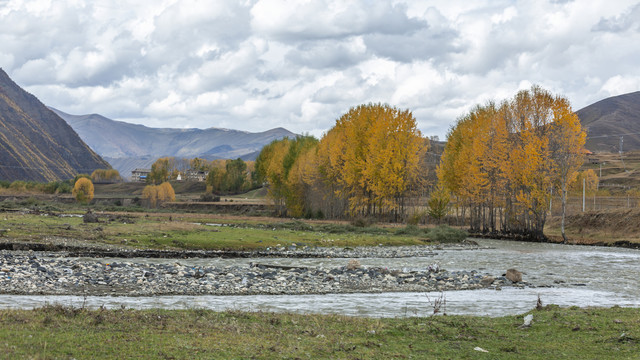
(0, 305, 637, 359)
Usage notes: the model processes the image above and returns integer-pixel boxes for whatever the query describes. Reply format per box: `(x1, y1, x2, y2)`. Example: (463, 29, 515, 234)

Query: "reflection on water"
(13, 239, 640, 317)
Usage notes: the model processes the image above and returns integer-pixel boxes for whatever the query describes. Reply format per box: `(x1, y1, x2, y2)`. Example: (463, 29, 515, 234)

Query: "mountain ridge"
(51, 108, 296, 179)
(0, 69, 110, 182)
(576, 91, 640, 153)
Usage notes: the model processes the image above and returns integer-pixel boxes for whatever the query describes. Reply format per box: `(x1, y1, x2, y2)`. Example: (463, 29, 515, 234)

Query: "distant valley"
(51, 108, 296, 180)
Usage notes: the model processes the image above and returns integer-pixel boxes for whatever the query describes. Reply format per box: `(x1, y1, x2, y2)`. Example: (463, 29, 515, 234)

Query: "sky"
(1, 0, 639, 139)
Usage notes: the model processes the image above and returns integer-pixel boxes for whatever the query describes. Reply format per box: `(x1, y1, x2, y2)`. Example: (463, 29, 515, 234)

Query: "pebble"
(0, 248, 524, 296)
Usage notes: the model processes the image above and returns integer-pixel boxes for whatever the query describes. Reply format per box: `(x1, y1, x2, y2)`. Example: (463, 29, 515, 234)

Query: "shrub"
(200, 193, 220, 202)
(351, 216, 373, 228)
(426, 225, 468, 243)
(395, 224, 423, 236)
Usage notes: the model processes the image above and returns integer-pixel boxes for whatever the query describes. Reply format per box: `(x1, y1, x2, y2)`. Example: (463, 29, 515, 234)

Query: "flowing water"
(2, 239, 639, 317)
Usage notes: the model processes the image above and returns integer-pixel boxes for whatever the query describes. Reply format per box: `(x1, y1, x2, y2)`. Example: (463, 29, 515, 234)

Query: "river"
(1, 239, 638, 317)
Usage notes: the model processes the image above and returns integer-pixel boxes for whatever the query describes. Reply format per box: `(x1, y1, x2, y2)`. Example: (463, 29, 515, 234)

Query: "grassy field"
(0, 210, 463, 250)
(0, 305, 637, 359)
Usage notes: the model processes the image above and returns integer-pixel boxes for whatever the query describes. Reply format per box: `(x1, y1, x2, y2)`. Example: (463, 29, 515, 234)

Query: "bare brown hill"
(0, 69, 110, 182)
(577, 91, 640, 153)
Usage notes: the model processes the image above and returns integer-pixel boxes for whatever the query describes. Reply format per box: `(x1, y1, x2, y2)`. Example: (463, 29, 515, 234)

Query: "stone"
(505, 269, 522, 283)
(83, 211, 100, 223)
(480, 276, 495, 286)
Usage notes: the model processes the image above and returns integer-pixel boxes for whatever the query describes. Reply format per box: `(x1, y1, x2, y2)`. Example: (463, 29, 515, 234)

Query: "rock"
(346, 259, 361, 270)
(505, 268, 522, 283)
(480, 276, 495, 286)
(83, 211, 100, 223)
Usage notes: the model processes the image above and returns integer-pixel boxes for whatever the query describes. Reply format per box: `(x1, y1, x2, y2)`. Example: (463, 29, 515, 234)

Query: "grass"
(0, 305, 637, 359)
(0, 212, 441, 250)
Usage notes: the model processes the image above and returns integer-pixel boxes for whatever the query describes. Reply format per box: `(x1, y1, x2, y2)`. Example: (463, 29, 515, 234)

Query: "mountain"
(0, 69, 110, 182)
(51, 108, 296, 179)
(577, 91, 640, 153)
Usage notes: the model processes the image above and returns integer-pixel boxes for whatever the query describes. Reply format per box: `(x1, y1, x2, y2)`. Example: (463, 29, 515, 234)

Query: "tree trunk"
(561, 183, 568, 244)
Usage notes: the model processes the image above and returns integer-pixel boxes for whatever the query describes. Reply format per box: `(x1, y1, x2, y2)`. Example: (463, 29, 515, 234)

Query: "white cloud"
(0, 0, 639, 139)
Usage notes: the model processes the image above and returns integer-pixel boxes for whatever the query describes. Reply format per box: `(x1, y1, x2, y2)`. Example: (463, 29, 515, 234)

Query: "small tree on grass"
(73, 177, 94, 204)
(142, 182, 175, 208)
(427, 186, 450, 224)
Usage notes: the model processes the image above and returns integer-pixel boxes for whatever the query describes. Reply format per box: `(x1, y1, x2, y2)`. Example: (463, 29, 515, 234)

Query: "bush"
(200, 193, 220, 202)
(276, 220, 314, 231)
(395, 224, 423, 236)
(426, 225, 468, 243)
(407, 210, 426, 226)
(351, 216, 373, 228)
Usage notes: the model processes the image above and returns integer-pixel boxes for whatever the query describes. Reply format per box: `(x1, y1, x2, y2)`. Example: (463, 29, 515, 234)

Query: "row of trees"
(147, 157, 256, 194)
(255, 103, 430, 220)
(437, 85, 586, 240)
(90, 169, 122, 183)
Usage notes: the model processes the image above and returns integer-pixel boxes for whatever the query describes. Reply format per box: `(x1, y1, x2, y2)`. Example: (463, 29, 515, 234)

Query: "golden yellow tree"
(549, 97, 587, 242)
(316, 103, 428, 218)
(73, 177, 94, 204)
(142, 185, 158, 208)
(438, 86, 585, 240)
(142, 182, 175, 208)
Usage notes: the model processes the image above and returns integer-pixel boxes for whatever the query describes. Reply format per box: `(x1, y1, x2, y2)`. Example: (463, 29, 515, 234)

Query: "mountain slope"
(577, 91, 640, 153)
(51, 108, 296, 179)
(0, 69, 110, 182)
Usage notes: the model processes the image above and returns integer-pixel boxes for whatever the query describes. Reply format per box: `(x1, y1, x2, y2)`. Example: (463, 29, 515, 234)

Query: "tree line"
(255, 88, 588, 240)
(147, 157, 257, 194)
(255, 103, 430, 220)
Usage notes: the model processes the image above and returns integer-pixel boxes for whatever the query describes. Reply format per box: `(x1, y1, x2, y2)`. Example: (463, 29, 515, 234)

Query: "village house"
(131, 168, 151, 182)
(185, 170, 209, 182)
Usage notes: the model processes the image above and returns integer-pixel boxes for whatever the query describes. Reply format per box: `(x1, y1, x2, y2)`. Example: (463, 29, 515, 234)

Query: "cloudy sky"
(1, 0, 639, 138)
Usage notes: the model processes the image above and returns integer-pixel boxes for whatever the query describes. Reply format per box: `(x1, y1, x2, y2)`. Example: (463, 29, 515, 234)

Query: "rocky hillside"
(577, 91, 640, 153)
(0, 69, 110, 182)
(51, 108, 296, 179)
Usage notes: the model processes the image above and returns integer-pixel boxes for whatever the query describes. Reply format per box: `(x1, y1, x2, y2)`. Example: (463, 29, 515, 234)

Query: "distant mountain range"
(0, 69, 110, 182)
(577, 91, 640, 153)
(51, 108, 296, 179)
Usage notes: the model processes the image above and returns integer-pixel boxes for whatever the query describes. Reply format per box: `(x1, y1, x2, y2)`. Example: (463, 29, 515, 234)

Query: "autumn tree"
(312, 103, 429, 220)
(570, 169, 598, 194)
(73, 177, 94, 204)
(438, 86, 586, 240)
(548, 97, 587, 242)
(254, 136, 318, 217)
(91, 169, 122, 183)
(148, 157, 178, 184)
(142, 182, 175, 208)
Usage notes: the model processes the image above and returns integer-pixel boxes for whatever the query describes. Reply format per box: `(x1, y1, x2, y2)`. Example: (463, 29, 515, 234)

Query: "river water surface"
(2, 239, 638, 317)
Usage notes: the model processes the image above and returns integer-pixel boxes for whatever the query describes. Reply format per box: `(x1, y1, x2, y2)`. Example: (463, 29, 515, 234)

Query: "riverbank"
(1, 305, 637, 359)
(0, 246, 514, 296)
(544, 208, 640, 248)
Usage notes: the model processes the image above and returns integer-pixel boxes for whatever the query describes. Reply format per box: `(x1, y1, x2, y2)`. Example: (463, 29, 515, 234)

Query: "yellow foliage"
(438, 85, 586, 237)
(315, 103, 428, 215)
(72, 178, 94, 204)
(142, 182, 175, 208)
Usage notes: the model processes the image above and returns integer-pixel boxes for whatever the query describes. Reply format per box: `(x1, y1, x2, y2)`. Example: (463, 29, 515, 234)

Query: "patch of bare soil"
(547, 208, 640, 247)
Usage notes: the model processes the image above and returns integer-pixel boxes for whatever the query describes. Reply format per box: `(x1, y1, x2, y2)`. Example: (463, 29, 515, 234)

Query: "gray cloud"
(593, 3, 640, 33)
(0, 0, 639, 139)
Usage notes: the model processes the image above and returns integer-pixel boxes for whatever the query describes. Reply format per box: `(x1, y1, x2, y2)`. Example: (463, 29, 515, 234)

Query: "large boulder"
(506, 268, 522, 283)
